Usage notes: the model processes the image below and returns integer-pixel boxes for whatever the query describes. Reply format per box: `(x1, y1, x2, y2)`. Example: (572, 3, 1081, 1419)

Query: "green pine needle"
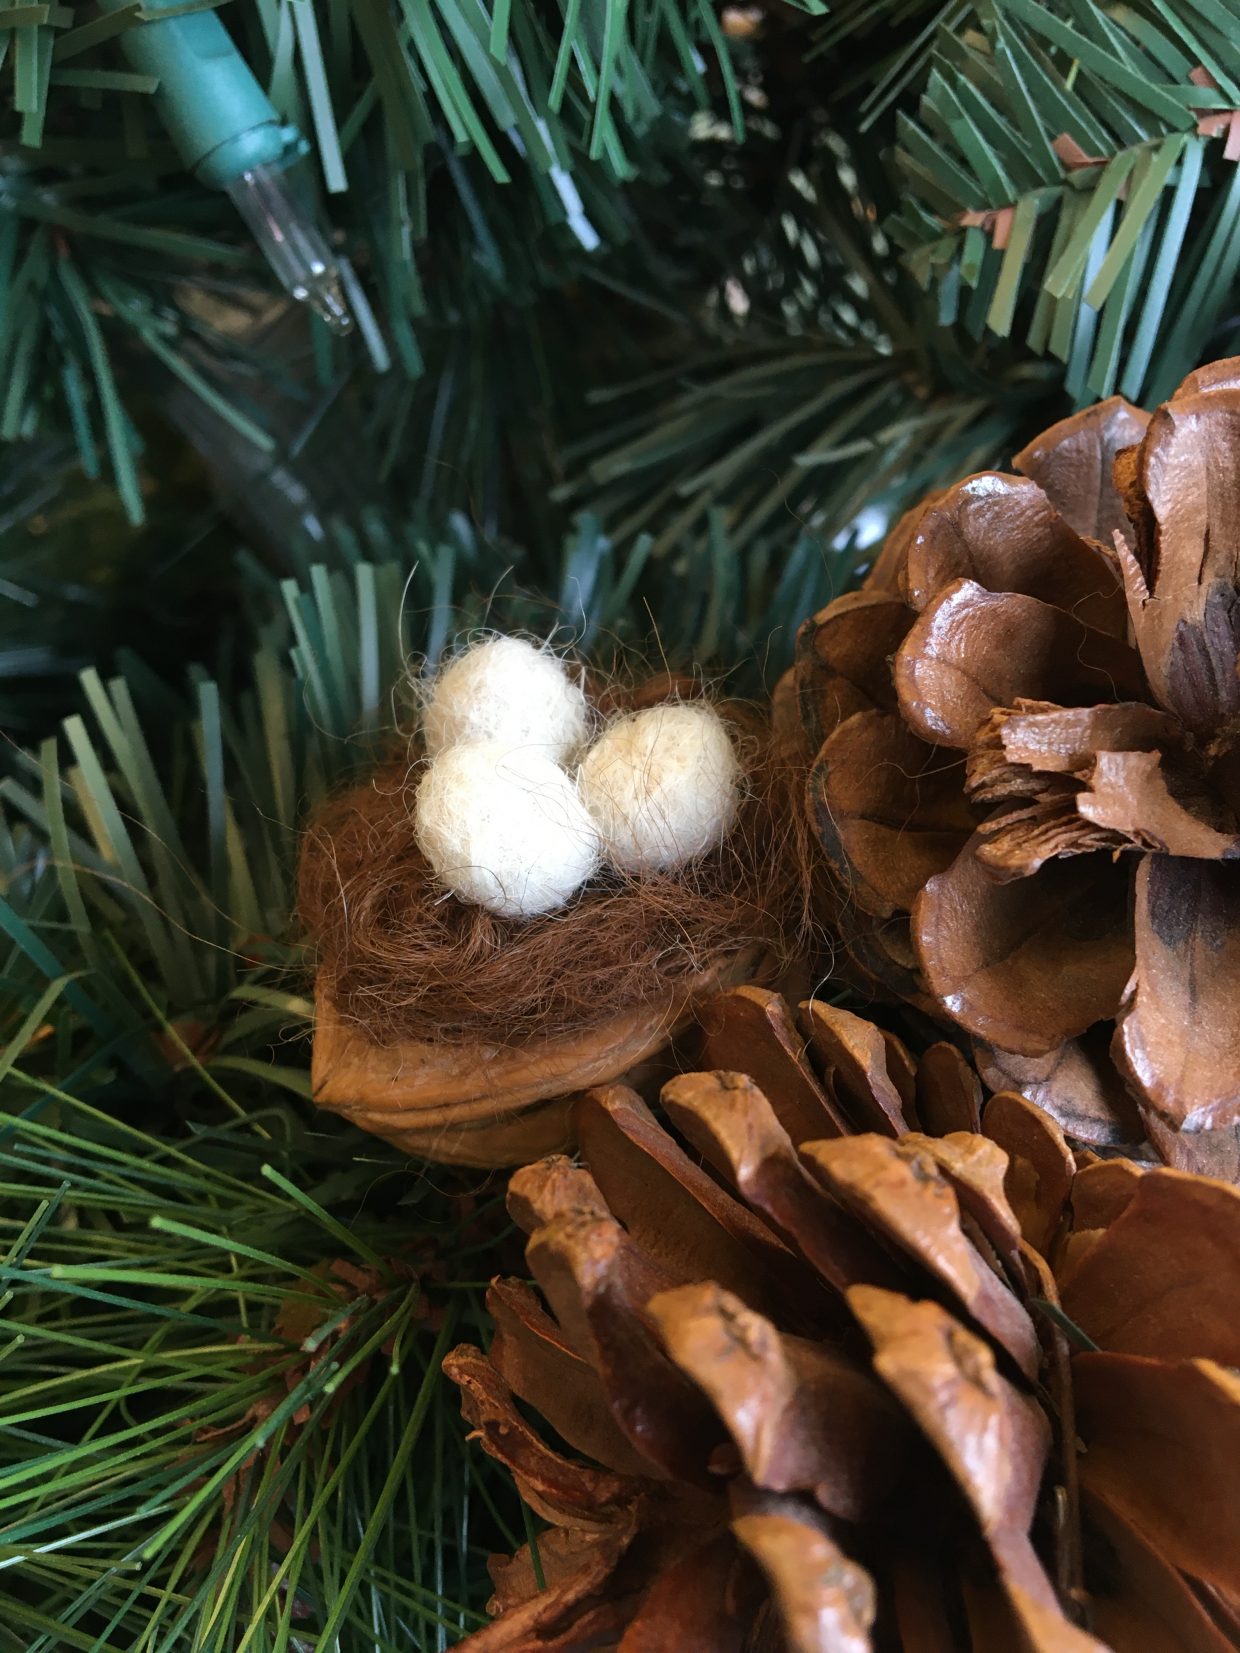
(889, 0, 1240, 403)
(0, 1085, 519, 1646)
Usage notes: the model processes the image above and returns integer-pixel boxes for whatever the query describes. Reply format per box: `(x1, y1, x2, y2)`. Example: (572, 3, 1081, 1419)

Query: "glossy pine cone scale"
(446, 987, 1240, 1652)
(793, 358, 1240, 1176)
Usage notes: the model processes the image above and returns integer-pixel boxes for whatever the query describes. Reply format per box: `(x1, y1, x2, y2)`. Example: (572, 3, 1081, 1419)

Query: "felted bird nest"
(297, 675, 808, 1165)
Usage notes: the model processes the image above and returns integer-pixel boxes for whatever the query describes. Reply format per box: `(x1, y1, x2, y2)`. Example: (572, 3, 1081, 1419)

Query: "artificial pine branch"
(12, 0, 1225, 532)
(0, 0, 819, 515)
(553, 121, 1062, 560)
(0, 1080, 521, 1646)
(889, 0, 1240, 403)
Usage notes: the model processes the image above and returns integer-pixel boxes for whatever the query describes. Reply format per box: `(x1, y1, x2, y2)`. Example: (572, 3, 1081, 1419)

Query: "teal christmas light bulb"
(99, 0, 352, 333)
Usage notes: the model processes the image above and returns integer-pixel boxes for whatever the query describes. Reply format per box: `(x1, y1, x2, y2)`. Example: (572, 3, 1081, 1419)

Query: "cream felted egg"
(579, 701, 742, 874)
(421, 636, 590, 761)
(414, 740, 601, 919)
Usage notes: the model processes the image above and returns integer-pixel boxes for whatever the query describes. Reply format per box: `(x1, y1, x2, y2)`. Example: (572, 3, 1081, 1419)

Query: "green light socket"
(99, 0, 306, 186)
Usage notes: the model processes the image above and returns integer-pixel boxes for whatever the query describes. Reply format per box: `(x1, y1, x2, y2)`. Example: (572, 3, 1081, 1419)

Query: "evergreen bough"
(3, 0, 1238, 1641)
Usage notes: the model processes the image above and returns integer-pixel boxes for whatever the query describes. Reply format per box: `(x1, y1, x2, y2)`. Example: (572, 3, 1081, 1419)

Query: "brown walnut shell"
(311, 953, 761, 1166)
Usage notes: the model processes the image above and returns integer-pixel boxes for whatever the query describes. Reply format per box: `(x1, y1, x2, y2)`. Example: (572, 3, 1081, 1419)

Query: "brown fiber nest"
(297, 677, 809, 1049)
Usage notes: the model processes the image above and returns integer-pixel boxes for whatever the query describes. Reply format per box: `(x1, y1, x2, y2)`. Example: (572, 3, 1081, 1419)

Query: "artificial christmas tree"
(6, 0, 1240, 1643)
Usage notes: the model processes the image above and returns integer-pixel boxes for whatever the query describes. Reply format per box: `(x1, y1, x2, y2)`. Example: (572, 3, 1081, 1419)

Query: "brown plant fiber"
(298, 688, 807, 1048)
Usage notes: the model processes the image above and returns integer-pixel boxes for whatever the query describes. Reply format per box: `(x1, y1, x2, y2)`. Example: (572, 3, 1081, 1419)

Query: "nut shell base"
(311, 988, 705, 1166)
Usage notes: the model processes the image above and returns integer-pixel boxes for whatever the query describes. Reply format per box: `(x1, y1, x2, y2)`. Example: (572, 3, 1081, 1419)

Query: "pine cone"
(794, 358, 1240, 1178)
(446, 987, 1240, 1650)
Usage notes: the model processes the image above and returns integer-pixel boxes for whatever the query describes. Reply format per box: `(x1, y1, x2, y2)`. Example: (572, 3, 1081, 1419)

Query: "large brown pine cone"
(793, 358, 1240, 1178)
(445, 987, 1240, 1651)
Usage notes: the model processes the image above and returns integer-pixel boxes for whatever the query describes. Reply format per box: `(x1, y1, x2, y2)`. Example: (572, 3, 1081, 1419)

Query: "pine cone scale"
(1128, 392, 1240, 733)
(981, 1090, 1075, 1255)
(646, 1281, 906, 1522)
(696, 987, 854, 1143)
(525, 1211, 729, 1487)
(907, 1125, 1027, 1265)
(1073, 1352, 1240, 1598)
(799, 999, 916, 1134)
(575, 1086, 809, 1322)
(893, 579, 1147, 751)
(809, 710, 972, 916)
(974, 1032, 1141, 1147)
(845, 1286, 1048, 1539)
(796, 591, 912, 749)
(730, 1501, 876, 1653)
(1114, 855, 1240, 1129)
(913, 838, 1133, 1055)
(1057, 1164, 1240, 1366)
(802, 1136, 1039, 1379)
(487, 1278, 660, 1482)
(1082, 1486, 1237, 1653)
(899, 473, 1129, 632)
(1011, 396, 1150, 547)
(613, 1533, 751, 1653)
(659, 1070, 905, 1299)
(914, 1041, 983, 1135)
(446, 1344, 644, 1526)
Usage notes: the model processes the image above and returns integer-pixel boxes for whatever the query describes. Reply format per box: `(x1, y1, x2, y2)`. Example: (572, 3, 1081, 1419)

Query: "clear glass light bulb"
(225, 163, 352, 335)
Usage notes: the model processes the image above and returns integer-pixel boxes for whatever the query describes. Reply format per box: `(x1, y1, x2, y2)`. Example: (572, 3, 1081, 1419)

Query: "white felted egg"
(422, 636, 590, 762)
(579, 701, 742, 874)
(414, 740, 601, 919)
